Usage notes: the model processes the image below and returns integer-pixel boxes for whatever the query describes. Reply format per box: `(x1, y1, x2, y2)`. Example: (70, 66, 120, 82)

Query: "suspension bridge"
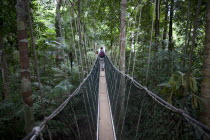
(22, 56, 210, 140)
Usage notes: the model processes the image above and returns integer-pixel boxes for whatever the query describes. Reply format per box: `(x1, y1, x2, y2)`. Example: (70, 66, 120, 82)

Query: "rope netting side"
(104, 56, 210, 140)
(23, 58, 100, 140)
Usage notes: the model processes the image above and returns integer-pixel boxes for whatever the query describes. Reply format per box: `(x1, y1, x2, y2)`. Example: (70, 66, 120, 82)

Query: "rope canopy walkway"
(23, 57, 210, 140)
(23, 58, 100, 140)
(104, 57, 210, 140)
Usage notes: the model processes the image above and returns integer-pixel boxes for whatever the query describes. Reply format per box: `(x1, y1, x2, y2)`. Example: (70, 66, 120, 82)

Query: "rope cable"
(104, 56, 210, 139)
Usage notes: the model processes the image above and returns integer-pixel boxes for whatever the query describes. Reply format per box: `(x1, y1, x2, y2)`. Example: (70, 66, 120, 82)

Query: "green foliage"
(0, 0, 208, 138)
(158, 72, 199, 108)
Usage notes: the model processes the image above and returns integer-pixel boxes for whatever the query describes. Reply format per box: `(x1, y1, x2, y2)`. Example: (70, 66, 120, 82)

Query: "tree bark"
(119, 0, 127, 139)
(27, 0, 45, 117)
(16, 0, 34, 133)
(184, 1, 190, 56)
(189, 0, 202, 71)
(201, 0, 210, 127)
(119, 0, 126, 72)
(0, 28, 3, 100)
(185, 0, 202, 99)
(78, 0, 84, 80)
(168, 0, 174, 51)
(0, 27, 9, 100)
(155, 0, 160, 51)
(162, 0, 168, 50)
(55, 0, 62, 65)
(55, 0, 62, 39)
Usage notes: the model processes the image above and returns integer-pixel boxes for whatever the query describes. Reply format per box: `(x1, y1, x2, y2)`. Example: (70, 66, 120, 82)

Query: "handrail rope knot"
(176, 109, 185, 114)
(22, 57, 99, 140)
(33, 126, 41, 136)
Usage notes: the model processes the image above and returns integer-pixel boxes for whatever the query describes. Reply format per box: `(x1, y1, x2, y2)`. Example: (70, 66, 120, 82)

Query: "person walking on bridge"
(99, 47, 105, 58)
(99, 47, 105, 71)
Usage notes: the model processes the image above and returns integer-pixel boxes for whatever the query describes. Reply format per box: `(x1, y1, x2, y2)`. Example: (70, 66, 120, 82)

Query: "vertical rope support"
(110, 65, 118, 106)
(70, 101, 81, 139)
(89, 72, 97, 110)
(145, 0, 156, 85)
(46, 125, 52, 140)
(85, 87, 95, 130)
(86, 84, 96, 124)
(82, 93, 93, 140)
(119, 4, 143, 136)
(135, 92, 146, 138)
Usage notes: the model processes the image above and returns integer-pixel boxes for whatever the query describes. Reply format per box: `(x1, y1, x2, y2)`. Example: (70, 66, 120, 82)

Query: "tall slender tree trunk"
(110, 39, 113, 61)
(16, 0, 34, 133)
(119, 0, 127, 139)
(162, 0, 168, 50)
(0, 27, 9, 100)
(27, 0, 44, 117)
(168, 0, 174, 51)
(55, 0, 62, 65)
(155, 0, 160, 51)
(189, 0, 202, 71)
(185, 0, 202, 99)
(78, 0, 84, 80)
(201, 0, 210, 128)
(119, 0, 126, 72)
(0, 28, 3, 100)
(184, 1, 190, 56)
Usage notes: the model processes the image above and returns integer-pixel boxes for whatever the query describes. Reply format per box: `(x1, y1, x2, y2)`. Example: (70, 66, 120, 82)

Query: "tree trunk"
(168, 0, 174, 51)
(27, 0, 44, 117)
(119, 0, 127, 139)
(162, 0, 168, 50)
(200, 0, 210, 128)
(184, 1, 190, 56)
(110, 39, 113, 61)
(16, 0, 34, 133)
(119, 0, 126, 72)
(78, 0, 84, 80)
(0, 27, 9, 100)
(0, 28, 4, 100)
(155, 0, 160, 51)
(55, 0, 62, 65)
(189, 0, 202, 71)
(185, 0, 202, 100)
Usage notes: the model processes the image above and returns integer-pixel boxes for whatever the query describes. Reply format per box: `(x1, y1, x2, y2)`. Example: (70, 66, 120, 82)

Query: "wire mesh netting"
(104, 56, 210, 140)
(23, 58, 100, 140)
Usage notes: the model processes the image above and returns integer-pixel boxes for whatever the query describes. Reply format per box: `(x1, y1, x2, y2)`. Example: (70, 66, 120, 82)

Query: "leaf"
(189, 77, 198, 92)
(192, 95, 199, 108)
(157, 83, 172, 88)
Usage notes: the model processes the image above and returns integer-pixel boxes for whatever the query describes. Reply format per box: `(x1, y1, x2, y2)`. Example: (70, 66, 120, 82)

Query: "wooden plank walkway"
(98, 64, 115, 140)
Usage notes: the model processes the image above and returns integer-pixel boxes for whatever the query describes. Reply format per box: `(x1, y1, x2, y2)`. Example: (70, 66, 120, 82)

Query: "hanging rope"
(119, 4, 143, 136)
(23, 58, 99, 140)
(104, 56, 210, 140)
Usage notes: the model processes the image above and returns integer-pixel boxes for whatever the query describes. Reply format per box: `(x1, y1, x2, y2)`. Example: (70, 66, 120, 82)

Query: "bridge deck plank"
(98, 70, 115, 140)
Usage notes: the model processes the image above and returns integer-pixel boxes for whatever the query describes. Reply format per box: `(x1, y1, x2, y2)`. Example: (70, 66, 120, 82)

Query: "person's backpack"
(99, 50, 105, 56)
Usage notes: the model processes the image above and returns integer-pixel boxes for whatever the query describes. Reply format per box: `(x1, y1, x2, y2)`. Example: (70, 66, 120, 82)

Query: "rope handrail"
(105, 56, 210, 139)
(23, 57, 99, 140)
